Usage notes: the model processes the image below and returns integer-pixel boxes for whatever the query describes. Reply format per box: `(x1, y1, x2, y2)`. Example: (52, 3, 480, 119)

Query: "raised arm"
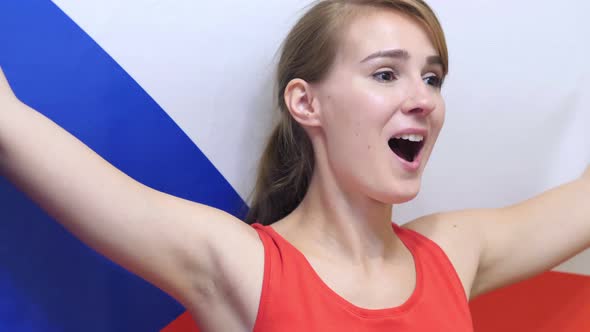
(466, 166, 590, 297)
(0, 68, 263, 312)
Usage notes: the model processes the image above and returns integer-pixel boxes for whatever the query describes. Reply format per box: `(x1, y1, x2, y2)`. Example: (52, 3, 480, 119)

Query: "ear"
(284, 78, 321, 127)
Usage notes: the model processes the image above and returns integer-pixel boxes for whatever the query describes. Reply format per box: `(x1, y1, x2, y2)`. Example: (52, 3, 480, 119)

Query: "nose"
(400, 80, 437, 117)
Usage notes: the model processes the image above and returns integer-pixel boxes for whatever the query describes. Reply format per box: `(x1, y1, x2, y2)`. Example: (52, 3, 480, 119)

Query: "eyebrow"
(360, 49, 443, 66)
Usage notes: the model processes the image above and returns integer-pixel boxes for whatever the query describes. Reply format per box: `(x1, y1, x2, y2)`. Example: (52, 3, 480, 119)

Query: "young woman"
(1, 0, 588, 331)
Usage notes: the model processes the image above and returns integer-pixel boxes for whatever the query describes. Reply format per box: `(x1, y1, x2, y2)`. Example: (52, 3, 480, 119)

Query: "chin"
(374, 184, 421, 205)
(392, 190, 420, 204)
(398, 195, 419, 204)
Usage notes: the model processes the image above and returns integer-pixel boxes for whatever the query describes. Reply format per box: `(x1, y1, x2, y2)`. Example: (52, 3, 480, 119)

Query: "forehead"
(336, 9, 438, 63)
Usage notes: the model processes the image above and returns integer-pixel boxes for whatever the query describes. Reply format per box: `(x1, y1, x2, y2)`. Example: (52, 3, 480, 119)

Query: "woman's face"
(312, 9, 446, 204)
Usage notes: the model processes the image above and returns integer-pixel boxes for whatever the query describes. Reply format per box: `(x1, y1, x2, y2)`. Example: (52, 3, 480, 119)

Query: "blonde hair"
(245, 0, 448, 225)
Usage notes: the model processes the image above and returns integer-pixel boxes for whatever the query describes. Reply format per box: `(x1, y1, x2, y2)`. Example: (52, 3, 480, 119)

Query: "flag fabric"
(0, 1, 588, 331)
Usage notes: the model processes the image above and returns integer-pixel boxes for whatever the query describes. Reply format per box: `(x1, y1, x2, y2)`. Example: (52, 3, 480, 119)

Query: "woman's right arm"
(0, 68, 263, 311)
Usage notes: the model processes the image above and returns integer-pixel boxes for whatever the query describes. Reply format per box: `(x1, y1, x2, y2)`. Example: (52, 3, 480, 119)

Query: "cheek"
(426, 105, 446, 150)
(434, 104, 446, 132)
(328, 81, 395, 126)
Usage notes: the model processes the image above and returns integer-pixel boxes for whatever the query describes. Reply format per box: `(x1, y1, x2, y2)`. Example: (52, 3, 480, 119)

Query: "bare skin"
(0, 9, 588, 332)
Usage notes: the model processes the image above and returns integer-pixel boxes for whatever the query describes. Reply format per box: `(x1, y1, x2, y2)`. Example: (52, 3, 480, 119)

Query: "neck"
(276, 153, 397, 263)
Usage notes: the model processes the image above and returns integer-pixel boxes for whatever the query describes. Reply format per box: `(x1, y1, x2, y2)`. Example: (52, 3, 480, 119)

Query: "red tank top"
(250, 222, 473, 331)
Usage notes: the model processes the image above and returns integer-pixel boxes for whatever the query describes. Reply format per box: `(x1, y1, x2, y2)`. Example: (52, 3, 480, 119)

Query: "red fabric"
(470, 271, 590, 331)
(161, 312, 199, 332)
(250, 223, 473, 332)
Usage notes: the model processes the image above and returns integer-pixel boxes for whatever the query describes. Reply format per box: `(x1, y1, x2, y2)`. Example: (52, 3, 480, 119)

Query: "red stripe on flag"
(161, 312, 199, 332)
(471, 271, 590, 331)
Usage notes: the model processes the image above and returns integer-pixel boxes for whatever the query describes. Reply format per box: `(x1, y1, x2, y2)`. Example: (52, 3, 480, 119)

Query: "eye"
(373, 70, 397, 83)
(423, 74, 443, 88)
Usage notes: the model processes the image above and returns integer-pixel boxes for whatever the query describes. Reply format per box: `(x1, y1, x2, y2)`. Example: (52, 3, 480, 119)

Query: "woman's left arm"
(469, 165, 590, 298)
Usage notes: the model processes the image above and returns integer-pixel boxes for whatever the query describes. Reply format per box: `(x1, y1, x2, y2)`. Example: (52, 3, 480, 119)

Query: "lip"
(389, 127, 428, 172)
(393, 147, 423, 172)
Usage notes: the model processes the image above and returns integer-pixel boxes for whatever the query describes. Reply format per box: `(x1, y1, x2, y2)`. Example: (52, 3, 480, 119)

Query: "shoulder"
(402, 211, 485, 299)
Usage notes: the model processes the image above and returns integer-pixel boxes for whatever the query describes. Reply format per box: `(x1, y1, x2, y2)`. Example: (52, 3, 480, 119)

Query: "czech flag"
(1, 1, 588, 331)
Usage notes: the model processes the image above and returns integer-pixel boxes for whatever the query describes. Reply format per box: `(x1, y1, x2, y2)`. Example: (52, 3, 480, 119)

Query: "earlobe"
(284, 78, 321, 127)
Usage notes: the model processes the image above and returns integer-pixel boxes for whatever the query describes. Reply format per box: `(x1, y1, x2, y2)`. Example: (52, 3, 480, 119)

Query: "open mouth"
(388, 134, 425, 163)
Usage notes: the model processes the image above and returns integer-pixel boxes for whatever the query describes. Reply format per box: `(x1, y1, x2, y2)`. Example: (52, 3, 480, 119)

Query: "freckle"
(368, 145, 371, 150)
(453, 224, 457, 228)
(355, 132, 359, 137)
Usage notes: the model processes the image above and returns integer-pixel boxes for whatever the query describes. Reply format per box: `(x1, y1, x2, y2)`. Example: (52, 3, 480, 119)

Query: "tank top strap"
(391, 221, 470, 310)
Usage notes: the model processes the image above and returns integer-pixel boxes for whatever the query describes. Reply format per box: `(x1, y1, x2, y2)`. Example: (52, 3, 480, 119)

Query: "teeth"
(394, 134, 424, 142)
